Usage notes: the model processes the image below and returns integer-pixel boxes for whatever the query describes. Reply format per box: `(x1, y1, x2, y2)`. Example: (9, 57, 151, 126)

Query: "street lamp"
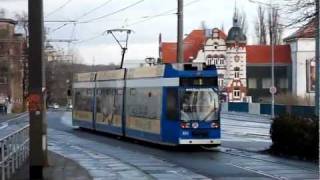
(249, 0, 278, 118)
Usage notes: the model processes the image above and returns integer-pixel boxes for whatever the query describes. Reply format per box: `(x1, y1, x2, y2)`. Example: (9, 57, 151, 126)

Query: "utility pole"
(28, 0, 47, 179)
(271, 6, 275, 119)
(316, 0, 320, 117)
(177, 0, 184, 63)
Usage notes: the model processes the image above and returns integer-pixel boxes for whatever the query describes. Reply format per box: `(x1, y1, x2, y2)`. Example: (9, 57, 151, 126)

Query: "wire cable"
(45, 0, 73, 18)
(80, 0, 145, 23)
(124, 0, 202, 27)
(77, 0, 113, 20)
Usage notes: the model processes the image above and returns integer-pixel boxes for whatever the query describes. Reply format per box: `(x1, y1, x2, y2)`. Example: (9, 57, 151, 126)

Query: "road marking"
(0, 122, 8, 130)
(228, 163, 286, 180)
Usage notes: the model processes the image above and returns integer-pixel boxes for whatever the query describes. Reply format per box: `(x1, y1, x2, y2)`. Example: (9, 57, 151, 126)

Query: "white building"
(193, 12, 247, 102)
(194, 28, 227, 89)
(284, 19, 316, 100)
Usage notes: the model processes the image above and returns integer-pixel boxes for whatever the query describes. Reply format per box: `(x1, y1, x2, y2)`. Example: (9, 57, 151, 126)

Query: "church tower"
(225, 7, 247, 102)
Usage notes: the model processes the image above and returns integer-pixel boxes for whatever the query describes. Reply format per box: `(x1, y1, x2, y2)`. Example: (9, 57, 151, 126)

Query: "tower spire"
(233, 0, 239, 27)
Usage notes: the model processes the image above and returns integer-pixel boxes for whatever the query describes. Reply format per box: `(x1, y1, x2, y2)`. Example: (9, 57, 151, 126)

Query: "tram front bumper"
(179, 139, 221, 145)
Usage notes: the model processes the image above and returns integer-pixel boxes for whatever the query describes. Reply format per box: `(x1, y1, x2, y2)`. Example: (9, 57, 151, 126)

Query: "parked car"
(53, 103, 60, 109)
(67, 104, 73, 111)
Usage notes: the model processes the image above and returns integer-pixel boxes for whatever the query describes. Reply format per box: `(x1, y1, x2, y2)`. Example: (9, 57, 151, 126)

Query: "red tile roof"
(161, 29, 292, 65)
(246, 45, 291, 64)
(161, 29, 226, 63)
(284, 18, 316, 41)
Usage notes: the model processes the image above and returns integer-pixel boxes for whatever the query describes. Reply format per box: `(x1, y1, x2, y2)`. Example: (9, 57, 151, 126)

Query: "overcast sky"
(0, 0, 293, 65)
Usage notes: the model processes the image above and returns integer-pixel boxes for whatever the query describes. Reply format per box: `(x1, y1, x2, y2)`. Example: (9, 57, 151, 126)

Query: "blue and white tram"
(72, 63, 221, 146)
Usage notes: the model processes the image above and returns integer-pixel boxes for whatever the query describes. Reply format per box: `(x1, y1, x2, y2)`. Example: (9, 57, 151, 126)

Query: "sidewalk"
(0, 112, 28, 123)
(10, 151, 92, 180)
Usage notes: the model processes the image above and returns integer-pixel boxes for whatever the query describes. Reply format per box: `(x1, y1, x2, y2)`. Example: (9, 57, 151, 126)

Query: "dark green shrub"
(270, 114, 319, 160)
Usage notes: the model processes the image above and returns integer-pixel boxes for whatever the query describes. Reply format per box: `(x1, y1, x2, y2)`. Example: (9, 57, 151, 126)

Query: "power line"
(50, 23, 70, 33)
(45, 0, 73, 18)
(75, 34, 104, 44)
(124, 0, 202, 27)
(80, 0, 145, 23)
(77, 0, 113, 20)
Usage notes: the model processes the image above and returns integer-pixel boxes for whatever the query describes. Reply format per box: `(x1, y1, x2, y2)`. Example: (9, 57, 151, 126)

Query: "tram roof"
(126, 65, 165, 79)
(74, 72, 95, 82)
(96, 69, 125, 81)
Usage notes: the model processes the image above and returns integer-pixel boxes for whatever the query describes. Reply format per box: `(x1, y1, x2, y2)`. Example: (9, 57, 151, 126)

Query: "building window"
(248, 78, 257, 89)
(306, 58, 316, 92)
(234, 55, 240, 62)
(234, 67, 240, 78)
(220, 59, 224, 65)
(262, 78, 271, 89)
(279, 78, 288, 89)
(233, 89, 240, 98)
(218, 74, 224, 87)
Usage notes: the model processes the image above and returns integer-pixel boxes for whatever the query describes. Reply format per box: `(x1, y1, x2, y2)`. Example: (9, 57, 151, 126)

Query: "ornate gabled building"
(224, 11, 247, 102)
(160, 12, 248, 102)
(159, 16, 293, 103)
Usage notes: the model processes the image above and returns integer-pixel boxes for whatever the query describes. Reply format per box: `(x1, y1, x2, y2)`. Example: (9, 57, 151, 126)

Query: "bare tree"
(0, 8, 6, 18)
(268, 7, 283, 45)
(282, 0, 317, 27)
(255, 6, 267, 45)
(14, 12, 28, 37)
(238, 9, 248, 36)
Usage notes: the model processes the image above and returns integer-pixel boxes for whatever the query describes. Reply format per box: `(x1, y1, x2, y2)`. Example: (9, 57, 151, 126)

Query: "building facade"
(284, 19, 316, 101)
(159, 16, 316, 103)
(0, 18, 27, 112)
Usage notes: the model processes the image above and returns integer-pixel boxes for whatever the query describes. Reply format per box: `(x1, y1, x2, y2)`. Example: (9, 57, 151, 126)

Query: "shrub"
(270, 114, 319, 160)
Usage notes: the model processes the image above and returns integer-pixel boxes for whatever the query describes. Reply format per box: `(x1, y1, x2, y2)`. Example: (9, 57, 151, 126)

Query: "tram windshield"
(180, 88, 219, 121)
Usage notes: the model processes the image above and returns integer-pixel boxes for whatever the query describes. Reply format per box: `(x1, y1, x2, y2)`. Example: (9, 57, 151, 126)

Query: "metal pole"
(120, 48, 127, 69)
(316, 1, 320, 117)
(28, 0, 47, 179)
(271, 6, 275, 119)
(177, 0, 184, 63)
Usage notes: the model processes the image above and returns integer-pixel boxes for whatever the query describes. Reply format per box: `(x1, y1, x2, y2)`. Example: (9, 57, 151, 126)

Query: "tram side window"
(166, 88, 178, 120)
(74, 89, 92, 112)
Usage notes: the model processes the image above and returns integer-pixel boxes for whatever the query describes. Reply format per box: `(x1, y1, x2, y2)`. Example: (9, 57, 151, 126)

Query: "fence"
(0, 125, 29, 180)
(223, 102, 316, 117)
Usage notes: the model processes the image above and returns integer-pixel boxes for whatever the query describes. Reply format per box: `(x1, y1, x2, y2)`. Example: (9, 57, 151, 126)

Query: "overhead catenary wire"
(47, 0, 144, 34)
(80, 0, 145, 23)
(45, 0, 73, 18)
(74, 0, 202, 44)
(124, 0, 202, 27)
(77, 0, 113, 20)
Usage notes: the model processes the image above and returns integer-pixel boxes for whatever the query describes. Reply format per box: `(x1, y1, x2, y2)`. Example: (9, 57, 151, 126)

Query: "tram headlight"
(211, 122, 220, 128)
(180, 122, 190, 129)
(191, 122, 199, 129)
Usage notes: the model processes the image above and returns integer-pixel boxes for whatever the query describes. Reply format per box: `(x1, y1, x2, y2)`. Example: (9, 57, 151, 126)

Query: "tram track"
(201, 146, 318, 179)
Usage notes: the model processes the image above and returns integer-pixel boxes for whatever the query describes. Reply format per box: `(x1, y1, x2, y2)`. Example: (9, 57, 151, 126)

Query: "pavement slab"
(48, 128, 211, 180)
(10, 151, 92, 180)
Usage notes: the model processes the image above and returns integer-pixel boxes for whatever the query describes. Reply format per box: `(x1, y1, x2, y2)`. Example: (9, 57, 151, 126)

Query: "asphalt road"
(46, 110, 319, 179)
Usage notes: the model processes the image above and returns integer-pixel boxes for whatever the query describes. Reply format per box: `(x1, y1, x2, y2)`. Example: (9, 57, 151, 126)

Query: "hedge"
(270, 114, 319, 160)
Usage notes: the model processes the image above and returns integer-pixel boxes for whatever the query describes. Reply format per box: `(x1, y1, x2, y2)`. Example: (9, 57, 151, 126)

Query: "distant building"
(284, 19, 316, 101)
(246, 45, 292, 102)
(159, 13, 299, 103)
(0, 18, 27, 112)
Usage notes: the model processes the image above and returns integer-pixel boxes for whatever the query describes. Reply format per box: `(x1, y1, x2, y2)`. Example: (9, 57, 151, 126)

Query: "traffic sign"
(269, 86, 277, 94)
